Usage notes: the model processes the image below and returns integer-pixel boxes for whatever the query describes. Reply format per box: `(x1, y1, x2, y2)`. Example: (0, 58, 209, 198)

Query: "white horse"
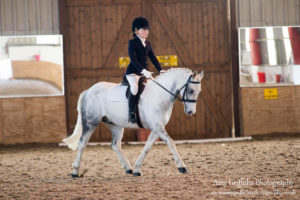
(63, 68, 204, 177)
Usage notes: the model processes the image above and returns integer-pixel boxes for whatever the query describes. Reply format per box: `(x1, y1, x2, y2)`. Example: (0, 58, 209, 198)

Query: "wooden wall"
(0, 0, 67, 144)
(236, 0, 300, 27)
(0, 0, 59, 35)
(0, 97, 66, 144)
(62, 0, 233, 142)
(235, 0, 300, 136)
(241, 86, 300, 135)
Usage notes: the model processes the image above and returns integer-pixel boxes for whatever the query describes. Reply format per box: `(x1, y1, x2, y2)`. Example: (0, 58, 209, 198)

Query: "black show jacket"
(125, 36, 162, 75)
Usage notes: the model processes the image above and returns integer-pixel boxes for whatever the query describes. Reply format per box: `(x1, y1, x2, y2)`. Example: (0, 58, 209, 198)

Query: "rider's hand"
(141, 69, 153, 79)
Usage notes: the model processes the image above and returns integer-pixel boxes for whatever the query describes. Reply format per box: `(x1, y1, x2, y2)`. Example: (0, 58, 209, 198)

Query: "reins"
(150, 74, 201, 103)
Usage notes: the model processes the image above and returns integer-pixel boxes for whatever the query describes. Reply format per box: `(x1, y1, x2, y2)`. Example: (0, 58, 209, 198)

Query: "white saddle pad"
(106, 83, 147, 103)
(106, 84, 128, 102)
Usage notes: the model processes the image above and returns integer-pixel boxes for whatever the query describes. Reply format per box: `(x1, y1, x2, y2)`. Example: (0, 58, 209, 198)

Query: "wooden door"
(61, 0, 232, 141)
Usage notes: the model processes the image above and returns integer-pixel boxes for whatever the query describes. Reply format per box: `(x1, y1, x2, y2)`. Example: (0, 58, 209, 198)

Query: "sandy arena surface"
(0, 134, 299, 200)
(0, 79, 62, 97)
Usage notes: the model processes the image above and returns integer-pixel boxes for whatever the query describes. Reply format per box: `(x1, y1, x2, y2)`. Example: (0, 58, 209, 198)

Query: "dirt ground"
(1, 134, 299, 200)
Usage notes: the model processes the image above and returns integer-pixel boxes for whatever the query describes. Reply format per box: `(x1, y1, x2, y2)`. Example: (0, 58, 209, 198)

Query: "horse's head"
(182, 70, 204, 116)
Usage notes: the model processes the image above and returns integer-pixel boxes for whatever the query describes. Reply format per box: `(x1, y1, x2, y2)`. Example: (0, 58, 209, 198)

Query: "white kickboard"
(106, 84, 128, 102)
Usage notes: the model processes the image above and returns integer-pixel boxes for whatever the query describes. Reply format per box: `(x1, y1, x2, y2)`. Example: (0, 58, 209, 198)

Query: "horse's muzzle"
(185, 110, 195, 116)
(187, 111, 193, 115)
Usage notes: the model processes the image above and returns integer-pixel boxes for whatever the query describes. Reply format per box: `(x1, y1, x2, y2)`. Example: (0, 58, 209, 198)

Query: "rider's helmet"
(132, 16, 151, 34)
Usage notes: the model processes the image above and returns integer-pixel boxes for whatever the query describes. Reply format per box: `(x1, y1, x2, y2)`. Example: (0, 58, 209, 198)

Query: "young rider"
(125, 16, 163, 123)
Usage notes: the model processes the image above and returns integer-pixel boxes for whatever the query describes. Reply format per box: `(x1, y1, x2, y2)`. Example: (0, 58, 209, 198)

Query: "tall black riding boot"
(128, 92, 137, 123)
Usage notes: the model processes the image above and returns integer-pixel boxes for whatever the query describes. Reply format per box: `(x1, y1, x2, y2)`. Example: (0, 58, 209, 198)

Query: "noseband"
(150, 74, 201, 103)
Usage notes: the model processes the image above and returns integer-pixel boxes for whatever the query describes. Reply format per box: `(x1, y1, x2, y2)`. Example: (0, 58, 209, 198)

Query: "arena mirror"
(0, 35, 64, 97)
(239, 26, 300, 87)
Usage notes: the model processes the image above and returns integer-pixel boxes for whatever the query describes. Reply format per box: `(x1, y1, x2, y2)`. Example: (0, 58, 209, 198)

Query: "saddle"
(121, 76, 147, 128)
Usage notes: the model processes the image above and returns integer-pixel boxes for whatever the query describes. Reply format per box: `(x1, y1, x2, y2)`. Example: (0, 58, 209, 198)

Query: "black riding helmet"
(131, 16, 151, 33)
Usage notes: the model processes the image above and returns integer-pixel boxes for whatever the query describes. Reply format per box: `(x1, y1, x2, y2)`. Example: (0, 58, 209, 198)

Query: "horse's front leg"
(156, 127, 188, 174)
(133, 131, 159, 176)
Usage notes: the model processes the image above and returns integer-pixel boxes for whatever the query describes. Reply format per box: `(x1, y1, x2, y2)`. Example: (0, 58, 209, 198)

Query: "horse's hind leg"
(71, 126, 96, 177)
(109, 125, 133, 174)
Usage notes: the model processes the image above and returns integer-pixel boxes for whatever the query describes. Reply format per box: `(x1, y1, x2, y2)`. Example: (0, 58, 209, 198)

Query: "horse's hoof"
(126, 169, 133, 174)
(71, 173, 79, 178)
(133, 172, 141, 176)
(178, 167, 188, 174)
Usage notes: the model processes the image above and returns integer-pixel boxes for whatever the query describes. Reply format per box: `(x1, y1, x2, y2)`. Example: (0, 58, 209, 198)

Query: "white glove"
(141, 69, 153, 79)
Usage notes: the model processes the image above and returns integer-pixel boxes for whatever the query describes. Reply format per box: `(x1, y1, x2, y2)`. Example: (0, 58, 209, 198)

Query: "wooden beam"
(0, 99, 3, 143)
(160, 64, 230, 73)
(188, 63, 231, 72)
(230, 0, 241, 137)
(65, 0, 139, 7)
(68, 68, 125, 78)
(67, 63, 230, 78)
(151, 0, 222, 3)
(59, 0, 70, 133)
(152, 4, 194, 66)
(102, 5, 137, 69)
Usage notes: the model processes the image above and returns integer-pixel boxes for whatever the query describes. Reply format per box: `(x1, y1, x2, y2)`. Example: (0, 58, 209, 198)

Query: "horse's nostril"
(188, 111, 193, 115)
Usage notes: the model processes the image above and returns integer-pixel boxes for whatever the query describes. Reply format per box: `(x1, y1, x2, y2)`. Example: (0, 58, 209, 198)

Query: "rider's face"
(136, 28, 149, 39)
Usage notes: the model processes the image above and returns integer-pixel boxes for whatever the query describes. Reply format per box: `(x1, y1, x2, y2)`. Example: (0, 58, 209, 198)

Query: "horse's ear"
(199, 70, 204, 80)
(192, 71, 198, 78)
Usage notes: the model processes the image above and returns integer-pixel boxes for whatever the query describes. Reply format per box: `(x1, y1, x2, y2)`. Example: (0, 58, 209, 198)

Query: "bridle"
(150, 74, 201, 103)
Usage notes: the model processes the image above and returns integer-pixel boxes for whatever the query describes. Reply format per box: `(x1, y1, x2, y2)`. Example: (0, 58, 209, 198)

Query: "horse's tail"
(62, 90, 86, 151)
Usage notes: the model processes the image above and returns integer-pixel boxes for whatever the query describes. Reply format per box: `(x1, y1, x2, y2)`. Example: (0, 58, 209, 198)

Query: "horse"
(63, 68, 204, 177)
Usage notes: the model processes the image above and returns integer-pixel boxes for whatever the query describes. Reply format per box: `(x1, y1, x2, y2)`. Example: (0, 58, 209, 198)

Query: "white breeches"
(126, 74, 140, 95)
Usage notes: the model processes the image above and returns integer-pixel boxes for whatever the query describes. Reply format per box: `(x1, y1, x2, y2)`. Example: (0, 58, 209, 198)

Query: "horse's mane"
(155, 68, 192, 81)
